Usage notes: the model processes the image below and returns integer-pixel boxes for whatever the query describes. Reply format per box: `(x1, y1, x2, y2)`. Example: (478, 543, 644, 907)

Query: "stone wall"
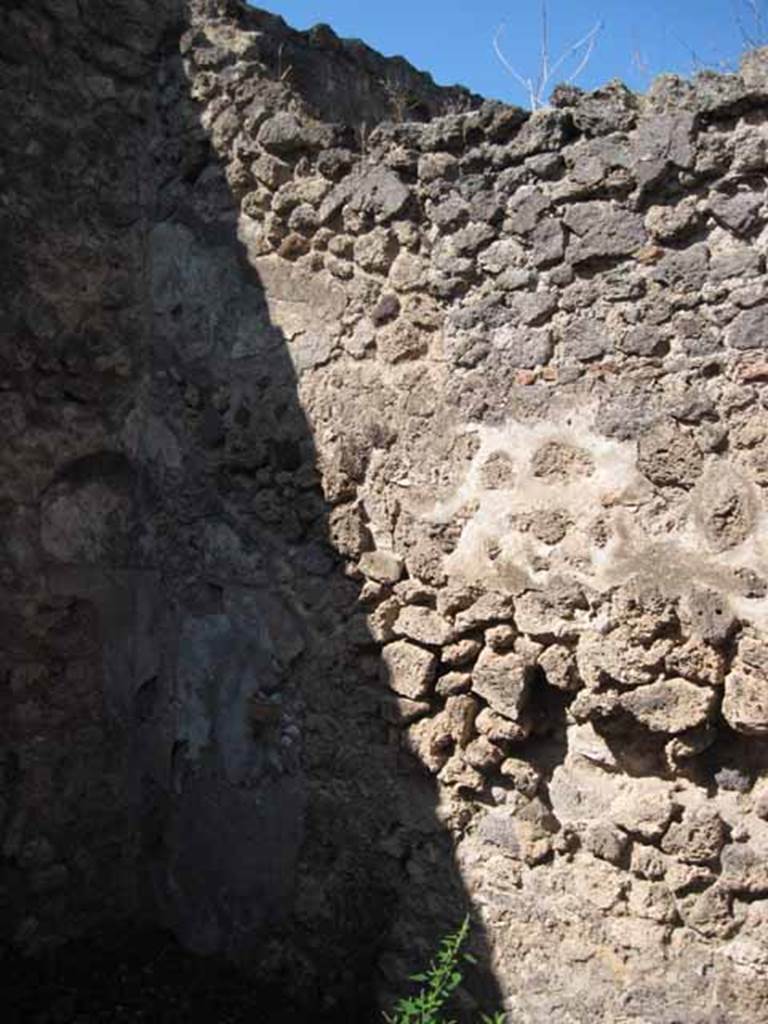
(4, 0, 768, 1020)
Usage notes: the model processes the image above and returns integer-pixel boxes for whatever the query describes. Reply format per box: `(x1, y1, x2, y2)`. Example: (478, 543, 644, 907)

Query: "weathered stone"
(441, 638, 482, 668)
(530, 217, 566, 266)
(726, 306, 768, 350)
(720, 844, 768, 895)
(381, 639, 437, 699)
(367, 596, 401, 644)
(511, 290, 557, 327)
(709, 191, 763, 236)
(353, 227, 397, 273)
(611, 786, 681, 841)
(403, 715, 452, 773)
(477, 803, 557, 864)
(372, 292, 400, 325)
(491, 324, 553, 368)
(328, 504, 373, 558)
(475, 707, 528, 743)
(13, 7, 768, 1019)
(627, 879, 677, 923)
(438, 752, 484, 792)
(471, 648, 530, 722)
(258, 112, 331, 155)
(479, 451, 516, 489)
(637, 421, 703, 488)
(632, 112, 695, 189)
(381, 694, 431, 724)
(358, 549, 404, 584)
(564, 201, 646, 264)
(661, 806, 728, 865)
(583, 823, 630, 866)
(530, 440, 594, 480)
(680, 884, 737, 939)
(565, 318, 610, 361)
(478, 239, 525, 275)
(443, 694, 480, 746)
(435, 671, 472, 696)
(514, 579, 588, 636)
(377, 321, 429, 363)
(505, 187, 549, 233)
(631, 845, 666, 881)
(388, 252, 427, 292)
(321, 165, 411, 225)
(617, 324, 664, 357)
(619, 677, 717, 734)
(577, 628, 667, 691)
(499, 757, 541, 796)
(723, 668, 768, 735)
(693, 464, 757, 552)
(538, 644, 579, 691)
(464, 735, 504, 771)
(645, 197, 701, 241)
(252, 152, 293, 189)
(682, 588, 738, 646)
(484, 624, 516, 652)
(417, 152, 458, 182)
(427, 195, 469, 232)
(395, 606, 453, 646)
(652, 242, 709, 291)
(454, 592, 515, 633)
(450, 221, 496, 256)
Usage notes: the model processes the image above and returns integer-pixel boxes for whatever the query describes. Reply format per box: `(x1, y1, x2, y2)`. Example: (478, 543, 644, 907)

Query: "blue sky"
(249, 1, 766, 105)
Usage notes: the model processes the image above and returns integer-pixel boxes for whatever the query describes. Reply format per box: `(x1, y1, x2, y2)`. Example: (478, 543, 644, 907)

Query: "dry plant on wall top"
(493, 0, 602, 109)
(734, 0, 768, 46)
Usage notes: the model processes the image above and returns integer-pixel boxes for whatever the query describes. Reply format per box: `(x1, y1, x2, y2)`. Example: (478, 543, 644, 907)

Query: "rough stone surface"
(6, 2, 768, 1021)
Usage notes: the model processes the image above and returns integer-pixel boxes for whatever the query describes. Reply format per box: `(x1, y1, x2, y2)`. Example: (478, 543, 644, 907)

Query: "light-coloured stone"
(380, 640, 437, 699)
(470, 647, 531, 722)
(358, 549, 404, 583)
(394, 605, 453, 646)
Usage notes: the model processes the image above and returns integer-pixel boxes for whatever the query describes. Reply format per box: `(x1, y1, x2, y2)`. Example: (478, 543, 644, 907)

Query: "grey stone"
(651, 242, 709, 291)
(726, 306, 768, 350)
(492, 324, 554, 368)
(530, 217, 566, 267)
(710, 191, 763, 235)
(258, 113, 308, 154)
(632, 113, 695, 191)
(564, 318, 610, 361)
(617, 325, 663, 357)
(564, 201, 646, 264)
(320, 165, 410, 225)
(505, 187, 549, 233)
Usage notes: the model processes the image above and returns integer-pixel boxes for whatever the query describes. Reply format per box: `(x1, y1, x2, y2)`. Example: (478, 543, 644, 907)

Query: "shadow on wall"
(139, 26, 502, 1023)
(0, 2, 501, 1022)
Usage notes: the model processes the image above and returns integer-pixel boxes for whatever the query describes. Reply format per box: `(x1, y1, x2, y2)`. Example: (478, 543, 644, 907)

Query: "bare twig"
(493, 26, 537, 107)
(494, 2, 603, 110)
(275, 42, 293, 83)
(734, 0, 767, 47)
(549, 21, 603, 84)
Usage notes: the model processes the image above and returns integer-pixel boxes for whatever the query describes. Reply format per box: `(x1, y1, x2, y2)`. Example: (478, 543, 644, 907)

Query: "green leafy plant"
(384, 917, 506, 1024)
